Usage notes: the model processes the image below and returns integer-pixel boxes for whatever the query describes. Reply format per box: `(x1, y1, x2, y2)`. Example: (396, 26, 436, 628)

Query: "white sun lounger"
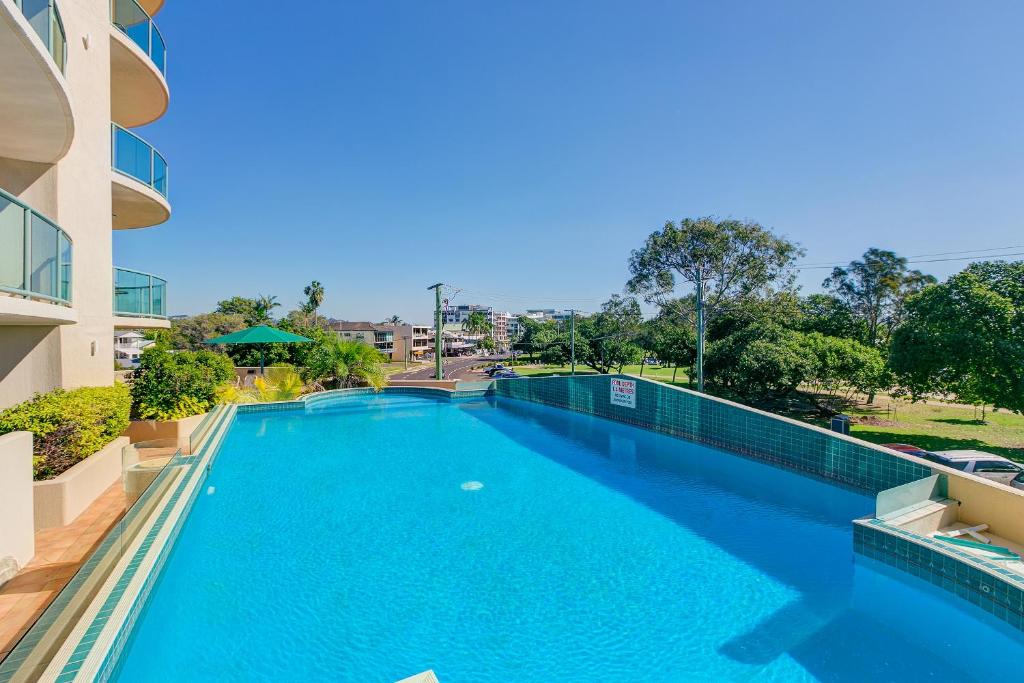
(944, 523, 990, 544)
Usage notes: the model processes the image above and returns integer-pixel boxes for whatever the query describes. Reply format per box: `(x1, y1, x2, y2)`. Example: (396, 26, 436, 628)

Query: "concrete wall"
(946, 473, 1024, 546)
(0, 431, 35, 586)
(0, 326, 63, 409)
(124, 413, 207, 453)
(33, 436, 128, 530)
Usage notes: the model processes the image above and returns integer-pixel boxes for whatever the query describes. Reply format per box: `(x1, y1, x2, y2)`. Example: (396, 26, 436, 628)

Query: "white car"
(922, 450, 1024, 490)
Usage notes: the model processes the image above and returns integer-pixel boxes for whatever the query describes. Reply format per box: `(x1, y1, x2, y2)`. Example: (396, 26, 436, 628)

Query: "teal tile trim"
(494, 375, 931, 494)
(854, 520, 1024, 631)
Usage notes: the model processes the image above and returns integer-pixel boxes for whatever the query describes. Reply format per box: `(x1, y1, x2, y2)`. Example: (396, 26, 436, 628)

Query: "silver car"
(922, 449, 1024, 489)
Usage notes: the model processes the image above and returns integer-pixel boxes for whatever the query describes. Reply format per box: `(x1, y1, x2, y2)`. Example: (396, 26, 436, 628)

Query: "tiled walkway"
(0, 482, 127, 660)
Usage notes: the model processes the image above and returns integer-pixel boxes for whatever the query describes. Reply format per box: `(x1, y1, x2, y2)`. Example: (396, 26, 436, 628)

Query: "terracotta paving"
(0, 481, 127, 660)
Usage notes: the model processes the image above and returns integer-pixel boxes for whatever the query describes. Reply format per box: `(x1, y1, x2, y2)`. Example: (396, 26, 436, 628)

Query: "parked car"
(491, 371, 520, 379)
(482, 365, 506, 376)
(882, 443, 934, 459)
(919, 450, 1024, 490)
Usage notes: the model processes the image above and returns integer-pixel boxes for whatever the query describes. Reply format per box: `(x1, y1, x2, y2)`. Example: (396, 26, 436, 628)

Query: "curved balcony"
(113, 267, 169, 328)
(0, 0, 74, 163)
(111, 123, 170, 229)
(110, 0, 168, 127)
(0, 187, 76, 325)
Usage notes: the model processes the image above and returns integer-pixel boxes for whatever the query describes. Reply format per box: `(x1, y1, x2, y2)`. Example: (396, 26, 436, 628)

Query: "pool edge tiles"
(36, 405, 239, 683)
(494, 374, 932, 494)
(854, 519, 1024, 632)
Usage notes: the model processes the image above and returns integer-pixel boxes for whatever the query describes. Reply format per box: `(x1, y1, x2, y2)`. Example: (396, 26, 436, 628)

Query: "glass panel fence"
(113, 267, 168, 318)
(0, 189, 72, 305)
(0, 444, 189, 681)
(111, 0, 166, 77)
(111, 124, 169, 198)
(15, 0, 67, 73)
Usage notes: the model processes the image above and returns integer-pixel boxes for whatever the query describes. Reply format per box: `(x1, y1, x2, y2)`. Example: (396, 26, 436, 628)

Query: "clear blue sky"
(113, 0, 1024, 323)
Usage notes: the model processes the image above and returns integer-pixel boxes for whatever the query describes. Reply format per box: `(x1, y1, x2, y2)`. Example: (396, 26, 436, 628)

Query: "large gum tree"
(626, 217, 802, 392)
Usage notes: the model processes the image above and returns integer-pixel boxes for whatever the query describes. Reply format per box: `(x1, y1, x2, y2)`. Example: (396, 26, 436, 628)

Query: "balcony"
(0, 0, 74, 163)
(0, 187, 76, 325)
(111, 123, 170, 229)
(113, 267, 169, 329)
(110, 0, 168, 127)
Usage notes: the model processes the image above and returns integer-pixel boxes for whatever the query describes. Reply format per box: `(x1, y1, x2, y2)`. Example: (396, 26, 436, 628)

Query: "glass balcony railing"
(114, 267, 167, 318)
(0, 187, 72, 306)
(111, 0, 166, 76)
(111, 123, 168, 198)
(14, 0, 67, 73)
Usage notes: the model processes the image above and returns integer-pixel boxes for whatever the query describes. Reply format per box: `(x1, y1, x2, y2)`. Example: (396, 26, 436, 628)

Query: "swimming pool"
(110, 393, 1024, 681)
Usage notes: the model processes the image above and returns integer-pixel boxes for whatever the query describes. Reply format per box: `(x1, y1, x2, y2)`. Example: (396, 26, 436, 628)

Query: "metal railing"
(111, 123, 169, 198)
(110, 0, 166, 76)
(13, 0, 67, 73)
(0, 187, 72, 305)
(113, 266, 167, 318)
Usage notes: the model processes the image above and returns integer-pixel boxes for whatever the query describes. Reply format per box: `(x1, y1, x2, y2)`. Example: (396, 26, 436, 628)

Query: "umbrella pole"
(260, 345, 265, 375)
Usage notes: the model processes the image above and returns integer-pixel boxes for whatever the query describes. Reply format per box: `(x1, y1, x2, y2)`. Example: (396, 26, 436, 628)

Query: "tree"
(704, 322, 814, 403)
(381, 315, 404, 325)
(253, 294, 281, 324)
(302, 334, 388, 390)
(823, 248, 935, 348)
(462, 311, 492, 337)
(215, 296, 259, 324)
(131, 347, 234, 420)
(627, 217, 803, 392)
(802, 333, 886, 414)
(575, 295, 644, 373)
(303, 281, 325, 327)
(798, 294, 865, 340)
(169, 313, 246, 350)
(639, 304, 696, 383)
(889, 263, 1024, 413)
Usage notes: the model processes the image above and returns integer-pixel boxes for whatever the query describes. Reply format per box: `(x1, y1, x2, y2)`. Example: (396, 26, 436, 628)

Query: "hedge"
(0, 384, 132, 480)
(131, 347, 235, 421)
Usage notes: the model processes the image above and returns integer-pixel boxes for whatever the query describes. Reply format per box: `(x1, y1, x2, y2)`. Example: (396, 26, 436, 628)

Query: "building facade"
(330, 322, 396, 357)
(442, 304, 510, 350)
(1, 0, 172, 410)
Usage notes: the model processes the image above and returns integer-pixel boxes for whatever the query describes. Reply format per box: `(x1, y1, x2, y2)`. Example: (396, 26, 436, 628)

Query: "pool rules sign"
(610, 378, 637, 408)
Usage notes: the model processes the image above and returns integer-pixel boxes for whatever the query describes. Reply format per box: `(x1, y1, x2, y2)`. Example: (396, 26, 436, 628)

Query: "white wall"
(0, 431, 35, 585)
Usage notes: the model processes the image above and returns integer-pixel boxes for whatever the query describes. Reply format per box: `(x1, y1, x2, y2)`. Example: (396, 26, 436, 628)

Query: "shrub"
(131, 347, 235, 420)
(217, 366, 305, 404)
(0, 384, 132, 480)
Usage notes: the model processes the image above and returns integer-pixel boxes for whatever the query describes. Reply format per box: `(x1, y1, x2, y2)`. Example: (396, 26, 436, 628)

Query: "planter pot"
(124, 412, 209, 453)
(33, 436, 129, 531)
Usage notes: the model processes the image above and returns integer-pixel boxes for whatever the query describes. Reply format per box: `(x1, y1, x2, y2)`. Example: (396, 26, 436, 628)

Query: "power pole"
(695, 270, 705, 393)
(427, 283, 444, 380)
(570, 309, 576, 376)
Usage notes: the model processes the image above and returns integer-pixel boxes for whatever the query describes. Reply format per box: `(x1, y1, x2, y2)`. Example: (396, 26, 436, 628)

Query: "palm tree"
(253, 294, 280, 324)
(381, 314, 404, 325)
(302, 337, 388, 390)
(461, 311, 491, 337)
(303, 281, 325, 327)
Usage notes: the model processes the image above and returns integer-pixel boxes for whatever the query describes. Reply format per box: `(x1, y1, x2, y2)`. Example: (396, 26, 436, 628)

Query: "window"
(921, 454, 969, 470)
(972, 461, 1021, 474)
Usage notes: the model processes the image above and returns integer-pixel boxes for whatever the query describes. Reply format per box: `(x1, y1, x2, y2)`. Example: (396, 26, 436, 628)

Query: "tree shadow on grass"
(852, 429, 1023, 461)
(930, 418, 987, 426)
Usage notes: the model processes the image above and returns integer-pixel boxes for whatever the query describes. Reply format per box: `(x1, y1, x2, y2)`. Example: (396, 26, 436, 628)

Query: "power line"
(795, 244, 1024, 269)
(794, 251, 1024, 271)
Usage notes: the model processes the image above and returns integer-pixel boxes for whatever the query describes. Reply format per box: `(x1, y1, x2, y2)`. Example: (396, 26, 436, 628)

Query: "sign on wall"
(610, 378, 637, 409)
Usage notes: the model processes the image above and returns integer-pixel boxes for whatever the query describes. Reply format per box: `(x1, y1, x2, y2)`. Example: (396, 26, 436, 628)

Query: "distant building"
(113, 331, 155, 369)
(329, 322, 395, 357)
(442, 304, 511, 351)
(392, 324, 433, 362)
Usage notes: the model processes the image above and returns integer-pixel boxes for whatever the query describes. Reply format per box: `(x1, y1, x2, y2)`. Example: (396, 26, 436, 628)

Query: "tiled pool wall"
(495, 374, 931, 494)
(855, 520, 1024, 632)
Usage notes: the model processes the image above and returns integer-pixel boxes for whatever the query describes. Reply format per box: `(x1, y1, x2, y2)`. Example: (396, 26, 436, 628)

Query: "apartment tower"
(0, 0, 171, 410)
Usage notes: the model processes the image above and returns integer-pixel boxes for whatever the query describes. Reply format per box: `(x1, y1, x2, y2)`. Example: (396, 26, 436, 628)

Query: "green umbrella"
(203, 325, 312, 374)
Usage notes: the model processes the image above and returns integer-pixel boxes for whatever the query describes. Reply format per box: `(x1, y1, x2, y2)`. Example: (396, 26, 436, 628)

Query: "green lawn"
(506, 364, 1024, 462)
(382, 361, 428, 376)
(814, 400, 1024, 462)
(508, 363, 690, 384)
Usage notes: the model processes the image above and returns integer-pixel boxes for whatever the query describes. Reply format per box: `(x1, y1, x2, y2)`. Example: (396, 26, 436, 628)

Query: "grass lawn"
(508, 363, 691, 384)
(382, 361, 427, 376)
(814, 400, 1024, 462)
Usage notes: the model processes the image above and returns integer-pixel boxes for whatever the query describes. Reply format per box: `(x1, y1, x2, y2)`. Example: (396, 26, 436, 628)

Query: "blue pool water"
(114, 395, 1024, 682)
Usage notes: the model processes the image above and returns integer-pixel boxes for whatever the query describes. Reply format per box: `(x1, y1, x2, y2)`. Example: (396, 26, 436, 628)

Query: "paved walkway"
(0, 482, 127, 660)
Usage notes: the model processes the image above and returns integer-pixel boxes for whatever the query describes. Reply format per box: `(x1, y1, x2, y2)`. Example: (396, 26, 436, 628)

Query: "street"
(390, 354, 508, 381)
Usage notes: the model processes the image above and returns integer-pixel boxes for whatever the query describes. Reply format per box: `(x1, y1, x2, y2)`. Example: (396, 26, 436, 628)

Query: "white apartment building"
(1, 0, 172, 409)
(442, 304, 510, 350)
